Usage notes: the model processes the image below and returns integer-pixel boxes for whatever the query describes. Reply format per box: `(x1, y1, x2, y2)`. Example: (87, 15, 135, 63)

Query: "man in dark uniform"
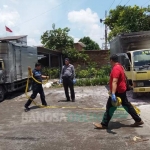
(60, 58, 75, 102)
(24, 63, 49, 111)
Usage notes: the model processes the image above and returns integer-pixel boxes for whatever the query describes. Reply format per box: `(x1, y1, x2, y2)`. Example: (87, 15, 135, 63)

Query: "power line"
(108, 0, 115, 11)
(118, 0, 123, 5)
(124, 0, 131, 6)
(18, 0, 69, 26)
(102, 0, 115, 19)
(142, 0, 150, 7)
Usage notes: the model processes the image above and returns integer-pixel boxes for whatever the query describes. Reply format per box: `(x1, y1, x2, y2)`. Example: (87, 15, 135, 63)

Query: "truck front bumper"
(133, 87, 150, 92)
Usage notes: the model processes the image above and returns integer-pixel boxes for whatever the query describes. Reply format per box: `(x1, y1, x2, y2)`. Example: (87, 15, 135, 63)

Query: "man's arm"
(42, 75, 49, 79)
(111, 78, 118, 94)
(111, 68, 120, 94)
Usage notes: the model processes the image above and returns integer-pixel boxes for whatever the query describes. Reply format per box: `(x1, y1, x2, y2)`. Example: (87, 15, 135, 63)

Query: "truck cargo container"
(0, 40, 37, 101)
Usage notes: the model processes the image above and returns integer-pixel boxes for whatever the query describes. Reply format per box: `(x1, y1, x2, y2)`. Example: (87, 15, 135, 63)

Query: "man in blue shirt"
(24, 63, 49, 112)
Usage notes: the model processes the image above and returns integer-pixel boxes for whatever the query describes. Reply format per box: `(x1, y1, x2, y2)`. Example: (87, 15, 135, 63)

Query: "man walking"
(24, 63, 49, 111)
(60, 58, 75, 102)
(93, 54, 144, 129)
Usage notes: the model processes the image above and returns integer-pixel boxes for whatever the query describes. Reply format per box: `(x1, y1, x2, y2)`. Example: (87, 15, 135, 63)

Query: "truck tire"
(0, 86, 5, 102)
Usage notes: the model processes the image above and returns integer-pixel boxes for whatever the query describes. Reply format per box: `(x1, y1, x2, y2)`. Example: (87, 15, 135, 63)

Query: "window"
(133, 50, 150, 67)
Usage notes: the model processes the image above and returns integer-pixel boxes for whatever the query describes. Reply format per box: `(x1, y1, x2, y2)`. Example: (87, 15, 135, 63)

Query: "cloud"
(68, 8, 105, 48)
(27, 38, 41, 46)
(3, 5, 8, 8)
(74, 37, 80, 43)
(0, 0, 61, 46)
(10, 0, 18, 4)
(70, 35, 80, 43)
(0, 5, 20, 26)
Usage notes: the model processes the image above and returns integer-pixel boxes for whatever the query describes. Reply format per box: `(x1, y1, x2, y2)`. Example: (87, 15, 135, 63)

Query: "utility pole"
(100, 10, 108, 50)
(105, 11, 108, 50)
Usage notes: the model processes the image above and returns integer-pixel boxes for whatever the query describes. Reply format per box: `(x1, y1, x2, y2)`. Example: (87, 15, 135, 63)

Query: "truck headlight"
(136, 82, 144, 87)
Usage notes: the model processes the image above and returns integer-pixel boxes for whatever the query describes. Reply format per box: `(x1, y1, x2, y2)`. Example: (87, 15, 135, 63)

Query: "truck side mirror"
(124, 58, 130, 66)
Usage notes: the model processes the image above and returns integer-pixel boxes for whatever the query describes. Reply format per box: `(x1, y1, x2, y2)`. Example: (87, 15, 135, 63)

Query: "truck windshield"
(133, 50, 150, 67)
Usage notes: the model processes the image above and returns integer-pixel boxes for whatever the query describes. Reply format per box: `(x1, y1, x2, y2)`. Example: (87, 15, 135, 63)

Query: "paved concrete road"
(0, 86, 150, 150)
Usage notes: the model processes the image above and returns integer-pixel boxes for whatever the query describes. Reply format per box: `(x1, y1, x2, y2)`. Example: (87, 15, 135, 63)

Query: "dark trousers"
(25, 85, 47, 107)
(101, 92, 141, 126)
(63, 77, 75, 100)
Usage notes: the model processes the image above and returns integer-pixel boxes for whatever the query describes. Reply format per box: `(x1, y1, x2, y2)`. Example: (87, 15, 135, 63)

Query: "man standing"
(24, 63, 49, 112)
(93, 54, 144, 129)
(60, 58, 75, 102)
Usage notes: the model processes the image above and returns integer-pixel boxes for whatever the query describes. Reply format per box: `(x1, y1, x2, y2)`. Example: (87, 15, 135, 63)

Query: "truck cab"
(117, 49, 150, 98)
(110, 31, 150, 98)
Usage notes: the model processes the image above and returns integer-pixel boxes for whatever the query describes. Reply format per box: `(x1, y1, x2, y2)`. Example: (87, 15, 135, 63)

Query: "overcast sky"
(0, 0, 149, 48)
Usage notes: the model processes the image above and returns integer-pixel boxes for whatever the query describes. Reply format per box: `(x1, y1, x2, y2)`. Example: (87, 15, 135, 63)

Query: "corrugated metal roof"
(0, 35, 27, 41)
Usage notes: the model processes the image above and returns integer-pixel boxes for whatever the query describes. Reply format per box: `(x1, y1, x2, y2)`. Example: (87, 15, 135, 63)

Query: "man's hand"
(46, 76, 49, 79)
(42, 75, 49, 79)
(73, 79, 76, 84)
(59, 79, 62, 84)
(111, 94, 116, 102)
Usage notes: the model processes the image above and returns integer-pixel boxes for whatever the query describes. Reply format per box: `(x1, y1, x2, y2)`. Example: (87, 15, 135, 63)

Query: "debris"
(132, 136, 149, 143)
(133, 136, 141, 142)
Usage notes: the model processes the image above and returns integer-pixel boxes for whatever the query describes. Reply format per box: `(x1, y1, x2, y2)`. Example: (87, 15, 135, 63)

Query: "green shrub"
(42, 67, 60, 79)
(77, 70, 89, 78)
(75, 63, 111, 79)
(96, 69, 105, 77)
(75, 76, 109, 86)
(101, 65, 111, 76)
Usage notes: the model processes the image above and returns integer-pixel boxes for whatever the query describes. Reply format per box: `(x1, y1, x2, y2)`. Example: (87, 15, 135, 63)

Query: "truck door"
(14, 46, 22, 80)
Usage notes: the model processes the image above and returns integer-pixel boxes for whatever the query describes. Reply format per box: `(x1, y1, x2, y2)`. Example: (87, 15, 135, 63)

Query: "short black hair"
(110, 54, 118, 62)
(65, 58, 69, 61)
(35, 62, 41, 67)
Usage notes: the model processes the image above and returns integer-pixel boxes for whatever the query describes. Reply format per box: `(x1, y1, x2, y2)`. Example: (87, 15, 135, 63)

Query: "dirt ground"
(0, 86, 150, 150)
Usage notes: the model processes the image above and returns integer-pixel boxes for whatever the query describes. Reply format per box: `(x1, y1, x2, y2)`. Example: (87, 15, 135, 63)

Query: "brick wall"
(74, 43, 83, 51)
(72, 50, 110, 68)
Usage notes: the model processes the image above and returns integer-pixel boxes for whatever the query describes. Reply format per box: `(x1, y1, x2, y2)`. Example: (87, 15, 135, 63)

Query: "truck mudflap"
(133, 87, 150, 92)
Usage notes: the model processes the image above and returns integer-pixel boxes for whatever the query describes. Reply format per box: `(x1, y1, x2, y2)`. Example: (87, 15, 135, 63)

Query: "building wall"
(72, 50, 110, 68)
(74, 43, 83, 51)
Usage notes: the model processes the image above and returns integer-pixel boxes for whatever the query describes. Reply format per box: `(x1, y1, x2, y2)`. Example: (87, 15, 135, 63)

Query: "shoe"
(66, 99, 70, 101)
(72, 99, 75, 102)
(42, 104, 47, 106)
(24, 106, 30, 112)
(93, 122, 107, 129)
(130, 120, 144, 127)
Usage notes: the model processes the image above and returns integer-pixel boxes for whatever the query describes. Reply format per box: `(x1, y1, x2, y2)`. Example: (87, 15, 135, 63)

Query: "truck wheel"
(132, 92, 138, 99)
(0, 86, 5, 102)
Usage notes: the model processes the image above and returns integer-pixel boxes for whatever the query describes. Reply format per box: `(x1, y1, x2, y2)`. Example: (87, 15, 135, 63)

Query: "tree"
(105, 5, 150, 41)
(79, 36, 100, 50)
(41, 23, 74, 51)
(41, 24, 89, 63)
(62, 48, 89, 63)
